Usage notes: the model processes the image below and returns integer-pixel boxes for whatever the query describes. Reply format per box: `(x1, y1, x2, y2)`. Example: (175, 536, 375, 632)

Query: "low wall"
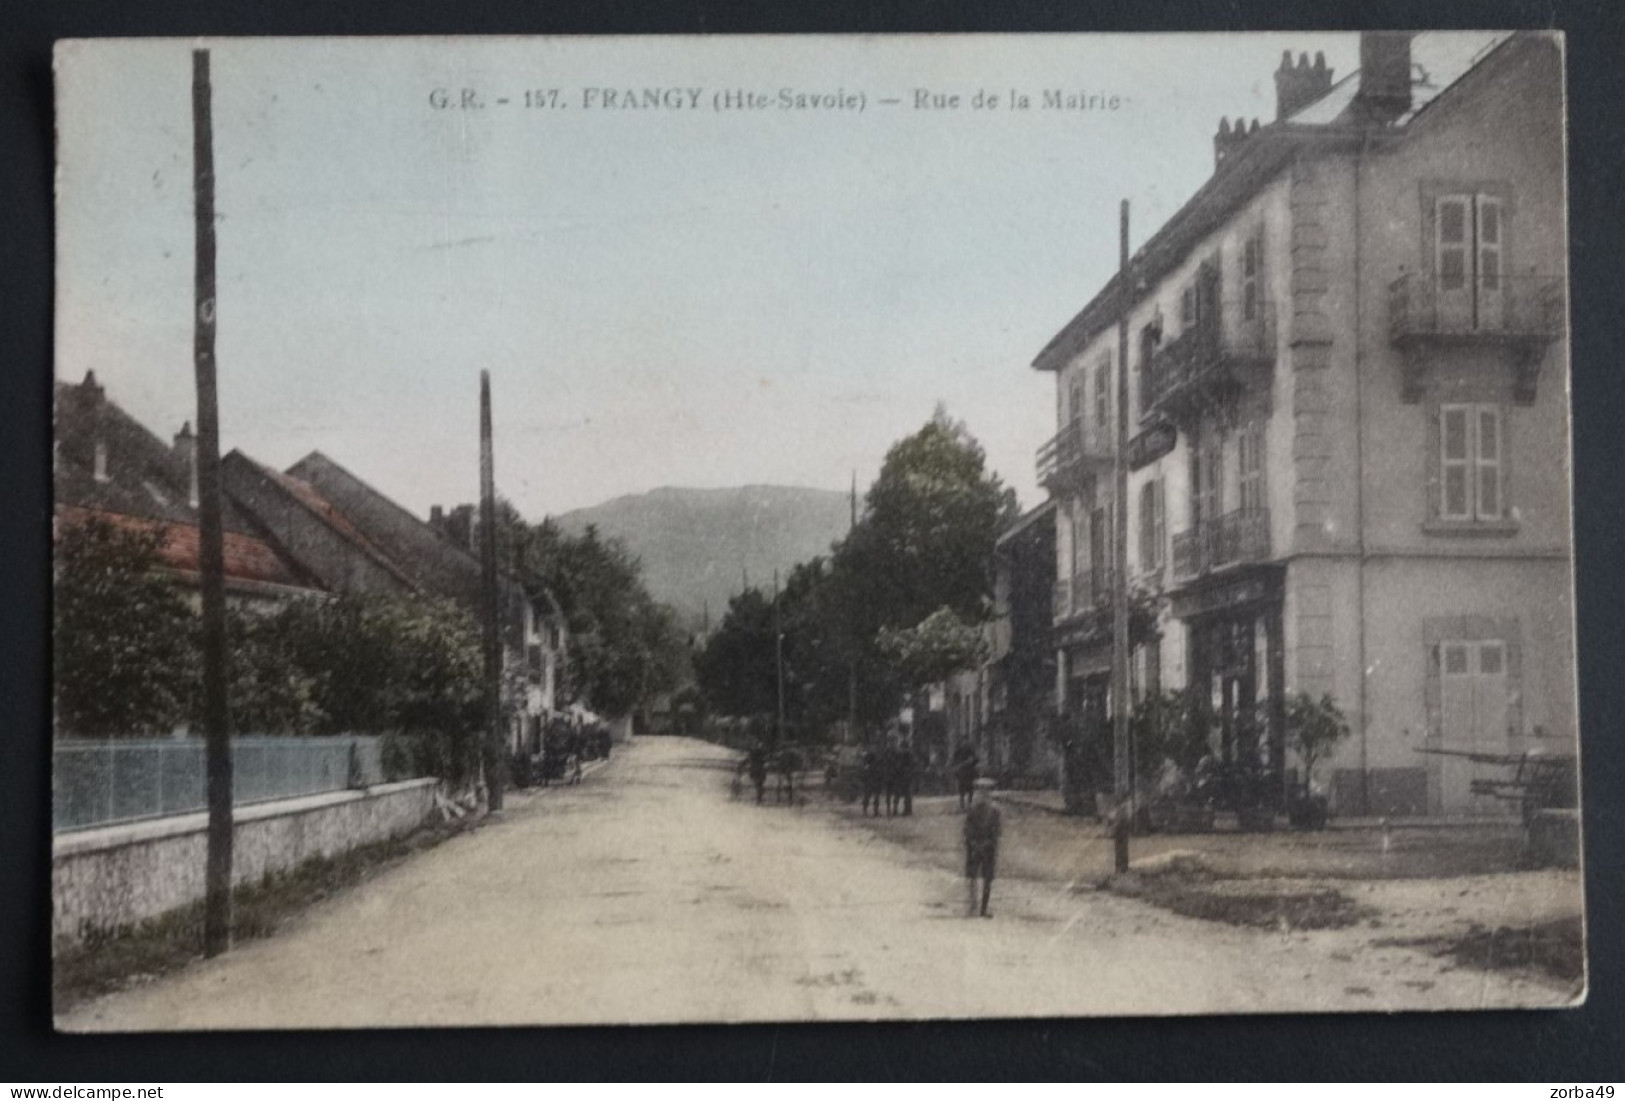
(53, 778, 438, 947)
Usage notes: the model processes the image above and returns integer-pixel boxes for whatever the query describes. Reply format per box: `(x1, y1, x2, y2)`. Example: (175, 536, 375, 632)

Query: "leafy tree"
(877, 606, 987, 695)
(694, 588, 777, 721)
(696, 410, 1019, 735)
(778, 557, 861, 732)
(54, 516, 195, 737)
(1129, 688, 1206, 776)
(1283, 691, 1352, 789)
(507, 513, 688, 717)
(834, 407, 1018, 638)
(220, 605, 325, 735)
(829, 408, 1017, 724)
(269, 593, 486, 785)
(271, 593, 485, 739)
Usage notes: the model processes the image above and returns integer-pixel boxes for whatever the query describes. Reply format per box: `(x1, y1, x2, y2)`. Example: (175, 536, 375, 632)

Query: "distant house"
(221, 450, 565, 756)
(984, 501, 1060, 782)
(933, 502, 1060, 785)
(53, 371, 325, 607)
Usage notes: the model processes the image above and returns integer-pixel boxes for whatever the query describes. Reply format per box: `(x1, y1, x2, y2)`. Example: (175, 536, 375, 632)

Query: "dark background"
(3, 0, 1621, 1081)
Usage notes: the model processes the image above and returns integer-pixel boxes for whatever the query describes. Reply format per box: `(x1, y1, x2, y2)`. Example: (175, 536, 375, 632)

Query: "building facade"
(1032, 33, 1572, 816)
(222, 450, 566, 756)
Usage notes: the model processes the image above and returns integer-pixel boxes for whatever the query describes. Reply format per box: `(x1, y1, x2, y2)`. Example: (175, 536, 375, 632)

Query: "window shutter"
(1476, 405, 1502, 519)
(1436, 196, 1470, 291)
(1095, 360, 1111, 438)
(1242, 231, 1262, 322)
(1441, 405, 1471, 520)
(1475, 195, 1505, 330)
(1138, 481, 1153, 573)
(1154, 478, 1166, 568)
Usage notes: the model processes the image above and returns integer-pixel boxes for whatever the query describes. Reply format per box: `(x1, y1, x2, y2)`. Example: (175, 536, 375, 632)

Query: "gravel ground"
(57, 737, 1584, 1031)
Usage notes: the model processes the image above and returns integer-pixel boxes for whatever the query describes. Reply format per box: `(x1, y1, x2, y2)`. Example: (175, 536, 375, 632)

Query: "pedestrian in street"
(883, 738, 904, 817)
(747, 740, 769, 805)
(776, 745, 801, 804)
(569, 726, 584, 785)
(952, 742, 979, 811)
(963, 777, 1001, 918)
(897, 741, 916, 817)
(860, 747, 884, 817)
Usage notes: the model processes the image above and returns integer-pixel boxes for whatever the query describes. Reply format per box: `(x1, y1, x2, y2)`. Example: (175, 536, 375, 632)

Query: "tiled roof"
(54, 375, 324, 595)
(56, 504, 318, 591)
(54, 376, 257, 534)
(283, 453, 543, 634)
(287, 452, 489, 607)
(995, 499, 1056, 550)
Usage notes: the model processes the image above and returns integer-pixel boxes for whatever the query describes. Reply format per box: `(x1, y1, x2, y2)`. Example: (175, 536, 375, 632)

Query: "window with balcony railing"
(1035, 418, 1113, 489)
(1171, 508, 1271, 582)
(1145, 298, 1276, 416)
(1389, 271, 1565, 342)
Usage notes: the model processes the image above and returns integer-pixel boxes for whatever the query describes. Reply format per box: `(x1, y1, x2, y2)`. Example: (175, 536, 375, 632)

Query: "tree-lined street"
(60, 737, 1575, 1030)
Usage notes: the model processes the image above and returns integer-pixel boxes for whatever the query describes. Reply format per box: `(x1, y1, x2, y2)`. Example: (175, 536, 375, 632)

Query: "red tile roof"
(57, 505, 319, 591)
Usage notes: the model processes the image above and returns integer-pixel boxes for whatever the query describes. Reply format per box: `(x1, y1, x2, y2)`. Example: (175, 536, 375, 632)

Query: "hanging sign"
(1128, 422, 1177, 470)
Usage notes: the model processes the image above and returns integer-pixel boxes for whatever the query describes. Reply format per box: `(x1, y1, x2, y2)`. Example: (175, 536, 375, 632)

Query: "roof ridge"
(289, 450, 486, 572)
(228, 449, 419, 590)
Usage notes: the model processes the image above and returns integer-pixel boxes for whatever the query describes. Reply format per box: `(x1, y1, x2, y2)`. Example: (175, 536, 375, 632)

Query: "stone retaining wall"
(53, 778, 438, 947)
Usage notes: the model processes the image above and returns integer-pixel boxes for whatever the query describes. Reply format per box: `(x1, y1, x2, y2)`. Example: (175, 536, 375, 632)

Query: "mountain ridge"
(549, 484, 854, 627)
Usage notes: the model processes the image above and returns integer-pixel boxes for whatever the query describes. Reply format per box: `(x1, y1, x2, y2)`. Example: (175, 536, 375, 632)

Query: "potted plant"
(1282, 691, 1351, 830)
(1133, 689, 1214, 833)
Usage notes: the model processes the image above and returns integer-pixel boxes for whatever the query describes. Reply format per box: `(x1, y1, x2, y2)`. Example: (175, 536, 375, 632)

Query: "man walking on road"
(746, 740, 769, 805)
(963, 778, 1001, 918)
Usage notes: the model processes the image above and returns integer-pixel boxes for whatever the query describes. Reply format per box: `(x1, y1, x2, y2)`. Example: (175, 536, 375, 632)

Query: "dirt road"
(58, 737, 1578, 1030)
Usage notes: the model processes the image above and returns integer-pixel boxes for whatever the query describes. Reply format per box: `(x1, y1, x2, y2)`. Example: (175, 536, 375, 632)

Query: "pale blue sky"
(54, 34, 1494, 519)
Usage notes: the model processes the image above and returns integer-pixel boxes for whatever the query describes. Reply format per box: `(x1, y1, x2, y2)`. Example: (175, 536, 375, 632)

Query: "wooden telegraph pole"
(1111, 199, 1133, 875)
(192, 47, 234, 956)
(847, 471, 858, 745)
(479, 371, 506, 813)
(774, 567, 786, 747)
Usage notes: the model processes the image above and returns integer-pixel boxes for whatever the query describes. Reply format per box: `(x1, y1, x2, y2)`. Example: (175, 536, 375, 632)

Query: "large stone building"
(1031, 33, 1572, 816)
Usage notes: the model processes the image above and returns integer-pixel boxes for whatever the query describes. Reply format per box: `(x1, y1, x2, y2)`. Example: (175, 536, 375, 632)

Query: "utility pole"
(479, 371, 506, 813)
(774, 567, 786, 747)
(847, 470, 858, 745)
(192, 47, 233, 957)
(1111, 199, 1133, 875)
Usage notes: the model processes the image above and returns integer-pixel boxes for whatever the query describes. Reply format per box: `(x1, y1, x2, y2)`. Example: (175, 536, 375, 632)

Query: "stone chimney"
(1214, 117, 1261, 171)
(79, 369, 105, 407)
(1355, 32, 1413, 123)
(430, 504, 445, 529)
(1274, 50, 1332, 120)
(173, 421, 199, 508)
(445, 503, 477, 551)
(79, 370, 110, 483)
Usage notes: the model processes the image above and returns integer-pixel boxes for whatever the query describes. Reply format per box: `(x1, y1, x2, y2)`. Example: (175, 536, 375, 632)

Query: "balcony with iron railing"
(1144, 299, 1276, 420)
(1036, 419, 1114, 492)
(1171, 509, 1271, 583)
(1389, 272, 1565, 345)
(1053, 566, 1115, 623)
(1389, 273, 1565, 402)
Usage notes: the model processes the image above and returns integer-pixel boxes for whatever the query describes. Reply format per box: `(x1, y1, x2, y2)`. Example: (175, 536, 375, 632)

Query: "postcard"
(51, 32, 1581, 1028)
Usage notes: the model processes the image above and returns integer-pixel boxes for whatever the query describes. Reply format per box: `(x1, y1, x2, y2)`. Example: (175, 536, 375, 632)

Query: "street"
(59, 737, 1579, 1030)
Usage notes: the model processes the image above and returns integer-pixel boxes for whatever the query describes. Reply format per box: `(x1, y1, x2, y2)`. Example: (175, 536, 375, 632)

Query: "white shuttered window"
(1440, 403, 1503, 521)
